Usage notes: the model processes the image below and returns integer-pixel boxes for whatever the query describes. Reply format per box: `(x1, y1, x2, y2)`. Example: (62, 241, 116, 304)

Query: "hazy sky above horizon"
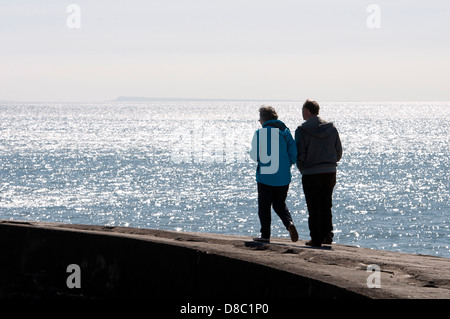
(1, 0, 449, 102)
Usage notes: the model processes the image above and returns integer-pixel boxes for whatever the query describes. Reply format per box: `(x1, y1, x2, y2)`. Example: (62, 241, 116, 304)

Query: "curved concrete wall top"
(0, 221, 361, 299)
(0, 220, 448, 300)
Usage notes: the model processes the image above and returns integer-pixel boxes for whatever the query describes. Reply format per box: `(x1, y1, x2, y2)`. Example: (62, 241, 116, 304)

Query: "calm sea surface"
(1, 101, 449, 257)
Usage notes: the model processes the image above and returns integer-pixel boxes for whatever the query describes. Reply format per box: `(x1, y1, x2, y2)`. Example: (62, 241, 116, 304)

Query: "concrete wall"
(0, 222, 365, 299)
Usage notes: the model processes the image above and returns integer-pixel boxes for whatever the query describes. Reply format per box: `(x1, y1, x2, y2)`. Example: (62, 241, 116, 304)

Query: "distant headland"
(112, 96, 296, 102)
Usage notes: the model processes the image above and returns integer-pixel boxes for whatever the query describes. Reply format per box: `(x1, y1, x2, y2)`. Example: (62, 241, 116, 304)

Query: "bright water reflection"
(0, 102, 448, 257)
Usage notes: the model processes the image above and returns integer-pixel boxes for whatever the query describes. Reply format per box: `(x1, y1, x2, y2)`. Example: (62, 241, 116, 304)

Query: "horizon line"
(1, 96, 450, 103)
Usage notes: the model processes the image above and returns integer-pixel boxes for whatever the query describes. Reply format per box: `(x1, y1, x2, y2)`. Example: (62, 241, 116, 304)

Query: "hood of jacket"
(300, 116, 335, 138)
(263, 119, 287, 132)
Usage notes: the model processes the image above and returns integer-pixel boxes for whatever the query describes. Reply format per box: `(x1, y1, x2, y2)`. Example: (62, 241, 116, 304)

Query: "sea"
(0, 101, 449, 258)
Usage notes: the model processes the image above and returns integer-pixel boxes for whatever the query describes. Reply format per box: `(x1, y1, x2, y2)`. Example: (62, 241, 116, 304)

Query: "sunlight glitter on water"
(0, 101, 449, 257)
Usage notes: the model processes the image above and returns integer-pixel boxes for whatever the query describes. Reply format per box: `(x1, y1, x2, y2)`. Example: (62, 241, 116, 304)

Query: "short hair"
(259, 105, 278, 122)
(303, 99, 320, 115)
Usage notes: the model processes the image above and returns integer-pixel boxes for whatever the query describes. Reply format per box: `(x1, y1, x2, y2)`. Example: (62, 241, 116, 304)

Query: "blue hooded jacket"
(250, 119, 297, 186)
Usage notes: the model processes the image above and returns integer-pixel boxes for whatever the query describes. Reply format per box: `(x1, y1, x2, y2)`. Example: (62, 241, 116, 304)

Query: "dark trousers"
(302, 173, 336, 244)
(257, 182, 293, 239)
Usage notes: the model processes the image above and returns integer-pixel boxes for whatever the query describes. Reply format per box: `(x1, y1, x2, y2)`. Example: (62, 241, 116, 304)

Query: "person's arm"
(335, 128, 342, 162)
(249, 130, 258, 162)
(286, 130, 297, 166)
(294, 127, 306, 172)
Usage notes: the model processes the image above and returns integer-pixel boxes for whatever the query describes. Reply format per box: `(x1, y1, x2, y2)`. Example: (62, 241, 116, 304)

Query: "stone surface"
(0, 220, 449, 299)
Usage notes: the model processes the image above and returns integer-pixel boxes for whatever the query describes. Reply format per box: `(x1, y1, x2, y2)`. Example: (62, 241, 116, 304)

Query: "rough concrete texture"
(0, 220, 449, 299)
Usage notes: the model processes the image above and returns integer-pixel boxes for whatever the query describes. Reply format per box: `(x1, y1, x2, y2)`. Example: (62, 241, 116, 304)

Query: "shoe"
(253, 237, 270, 243)
(322, 233, 334, 245)
(305, 240, 322, 248)
(288, 222, 298, 242)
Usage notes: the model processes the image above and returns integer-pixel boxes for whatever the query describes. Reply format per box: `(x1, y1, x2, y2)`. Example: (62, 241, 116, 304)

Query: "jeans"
(257, 182, 293, 239)
(302, 173, 336, 244)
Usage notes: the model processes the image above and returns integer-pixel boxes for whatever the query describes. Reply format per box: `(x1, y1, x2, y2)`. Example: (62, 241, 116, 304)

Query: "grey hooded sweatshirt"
(294, 116, 342, 175)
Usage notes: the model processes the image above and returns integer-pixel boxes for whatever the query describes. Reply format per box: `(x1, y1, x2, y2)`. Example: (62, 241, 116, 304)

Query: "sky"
(0, 0, 449, 102)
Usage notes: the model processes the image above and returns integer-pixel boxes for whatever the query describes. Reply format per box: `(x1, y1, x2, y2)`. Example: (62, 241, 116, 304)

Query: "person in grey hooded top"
(295, 99, 342, 247)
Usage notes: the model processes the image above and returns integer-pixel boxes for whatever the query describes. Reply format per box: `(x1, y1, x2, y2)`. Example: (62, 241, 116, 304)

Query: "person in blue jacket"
(250, 105, 299, 243)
